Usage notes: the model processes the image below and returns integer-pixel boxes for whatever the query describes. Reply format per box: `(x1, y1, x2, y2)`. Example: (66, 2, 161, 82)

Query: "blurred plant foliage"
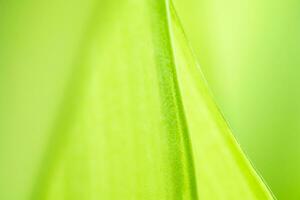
(174, 0, 300, 199)
(1, 0, 297, 199)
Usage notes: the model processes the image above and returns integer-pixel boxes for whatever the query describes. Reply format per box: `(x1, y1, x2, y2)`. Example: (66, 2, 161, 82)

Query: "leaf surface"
(0, 0, 274, 200)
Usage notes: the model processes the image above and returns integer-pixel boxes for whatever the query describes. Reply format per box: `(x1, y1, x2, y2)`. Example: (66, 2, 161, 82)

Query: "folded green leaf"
(0, 0, 274, 199)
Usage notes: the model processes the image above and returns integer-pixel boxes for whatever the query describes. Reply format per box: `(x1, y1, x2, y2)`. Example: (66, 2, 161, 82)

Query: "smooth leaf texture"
(173, 0, 300, 199)
(0, 0, 273, 200)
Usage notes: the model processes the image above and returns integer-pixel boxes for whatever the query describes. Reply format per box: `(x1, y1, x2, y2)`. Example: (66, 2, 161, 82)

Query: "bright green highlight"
(0, 0, 274, 199)
(174, 0, 300, 199)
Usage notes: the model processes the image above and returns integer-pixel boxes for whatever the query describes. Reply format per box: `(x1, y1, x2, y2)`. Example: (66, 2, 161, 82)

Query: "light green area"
(173, 0, 300, 199)
(170, 4, 273, 199)
(0, 0, 273, 199)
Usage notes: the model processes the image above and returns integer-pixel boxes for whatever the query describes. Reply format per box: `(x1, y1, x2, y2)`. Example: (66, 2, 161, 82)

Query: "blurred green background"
(174, 0, 300, 199)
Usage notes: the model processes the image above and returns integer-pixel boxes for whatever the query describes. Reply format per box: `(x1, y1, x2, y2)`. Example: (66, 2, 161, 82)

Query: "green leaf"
(0, 0, 274, 199)
(173, 0, 300, 199)
(169, 3, 273, 199)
